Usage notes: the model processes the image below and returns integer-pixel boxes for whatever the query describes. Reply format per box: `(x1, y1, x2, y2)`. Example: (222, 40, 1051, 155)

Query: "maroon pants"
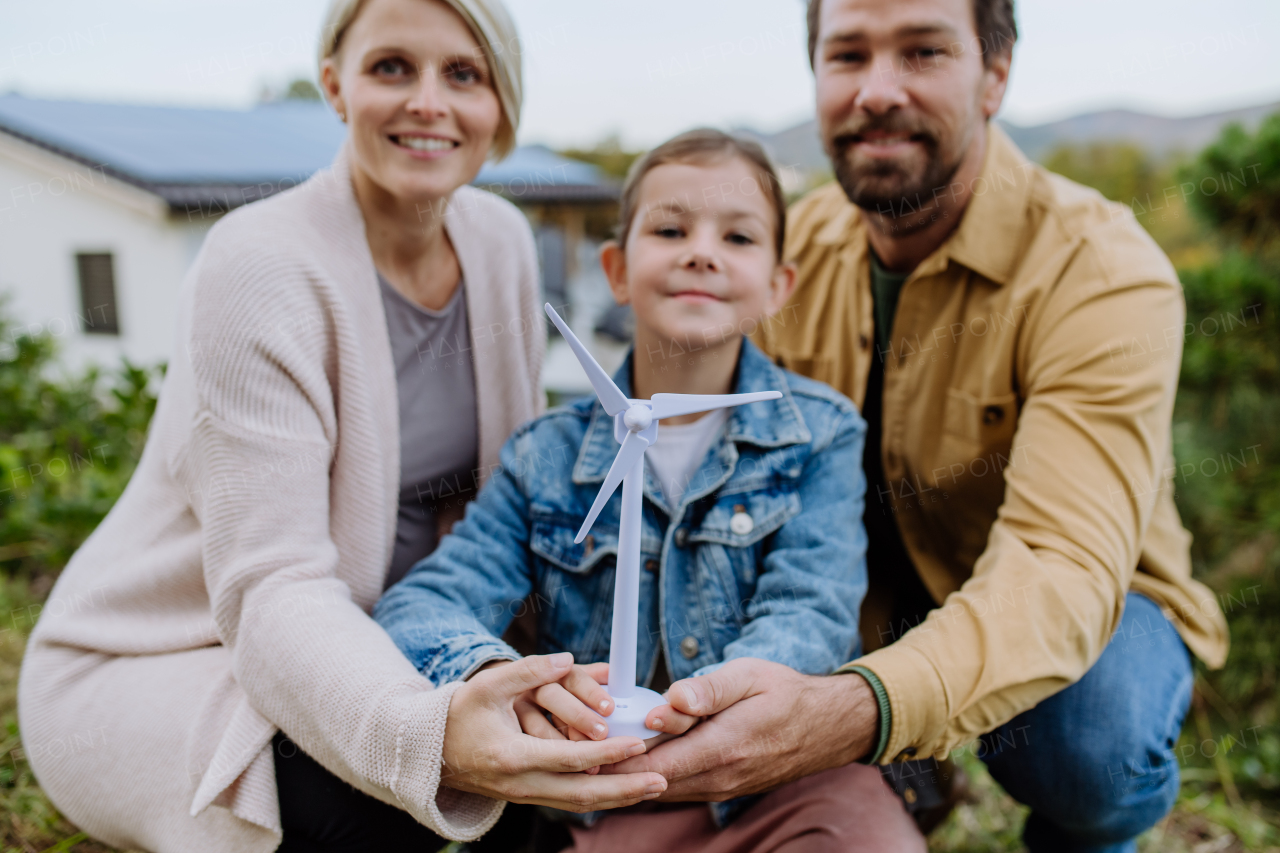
(567, 763, 925, 853)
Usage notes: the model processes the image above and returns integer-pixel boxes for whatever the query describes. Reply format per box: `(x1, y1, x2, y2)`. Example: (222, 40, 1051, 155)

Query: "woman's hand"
(440, 653, 669, 812)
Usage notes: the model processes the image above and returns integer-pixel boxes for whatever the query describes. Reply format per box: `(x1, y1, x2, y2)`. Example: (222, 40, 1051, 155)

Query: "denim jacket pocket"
(530, 506, 663, 572)
(530, 512, 620, 574)
(689, 486, 802, 609)
(528, 513, 618, 661)
(529, 510, 659, 664)
(689, 486, 801, 549)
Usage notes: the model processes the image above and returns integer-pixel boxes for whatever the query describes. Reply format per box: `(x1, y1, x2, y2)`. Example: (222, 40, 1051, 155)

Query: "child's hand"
(475, 660, 635, 776)
(475, 659, 612, 742)
(543, 663, 691, 776)
(530, 662, 617, 742)
(549, 663, 702, 742)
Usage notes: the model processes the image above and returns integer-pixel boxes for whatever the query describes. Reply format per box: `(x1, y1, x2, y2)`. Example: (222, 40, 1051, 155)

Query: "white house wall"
(0, 133, 214, 370)
(0, 130, 615, 391)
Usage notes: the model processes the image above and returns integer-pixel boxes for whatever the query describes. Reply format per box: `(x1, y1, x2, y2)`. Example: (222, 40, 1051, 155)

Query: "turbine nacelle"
(623, 404, 653, 433)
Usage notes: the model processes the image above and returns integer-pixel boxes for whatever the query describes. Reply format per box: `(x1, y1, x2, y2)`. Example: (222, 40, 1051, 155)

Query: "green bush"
(0, 305, 161, 577)
(1174, 252, 1280, 563)
(1180, 114, 1280, 260)
(1170, 115, 1280, 813)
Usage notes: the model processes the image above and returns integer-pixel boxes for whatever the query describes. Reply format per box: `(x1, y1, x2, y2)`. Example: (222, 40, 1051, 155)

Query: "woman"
(17, 1, 665, 851)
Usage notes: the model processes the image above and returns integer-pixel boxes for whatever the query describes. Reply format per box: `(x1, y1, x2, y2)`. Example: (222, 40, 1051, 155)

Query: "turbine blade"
(649, 390, 783, 421)
(544, 303, 630, 416)
(575, 430, 650, 543)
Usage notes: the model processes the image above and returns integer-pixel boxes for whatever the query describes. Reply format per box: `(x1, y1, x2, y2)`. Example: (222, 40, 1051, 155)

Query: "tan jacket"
(18, 148, 543, 851)
(756, 126, 1228, 763)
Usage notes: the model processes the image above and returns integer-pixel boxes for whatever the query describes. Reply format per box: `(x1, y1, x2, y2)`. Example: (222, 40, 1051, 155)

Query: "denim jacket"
(375, 337, 868, 826)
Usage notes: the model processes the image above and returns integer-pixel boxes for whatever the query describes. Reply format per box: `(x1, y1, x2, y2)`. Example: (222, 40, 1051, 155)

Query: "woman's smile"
(389, 132, 462, 159)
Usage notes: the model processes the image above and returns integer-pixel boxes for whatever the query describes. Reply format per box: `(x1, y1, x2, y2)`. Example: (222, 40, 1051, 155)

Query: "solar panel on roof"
(0, 94, 346, 184)
(0, 94, 617, 207)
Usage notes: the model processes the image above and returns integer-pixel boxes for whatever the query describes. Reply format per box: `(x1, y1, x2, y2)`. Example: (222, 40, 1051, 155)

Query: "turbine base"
(605, 686, 666, 739)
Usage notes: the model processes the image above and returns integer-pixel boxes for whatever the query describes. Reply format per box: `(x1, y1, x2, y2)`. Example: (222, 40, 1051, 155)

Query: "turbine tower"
(544, 303, 781, 737)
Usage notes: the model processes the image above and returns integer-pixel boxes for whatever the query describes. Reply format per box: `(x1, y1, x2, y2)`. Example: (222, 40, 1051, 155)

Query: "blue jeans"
(977, 592, 1194, 853)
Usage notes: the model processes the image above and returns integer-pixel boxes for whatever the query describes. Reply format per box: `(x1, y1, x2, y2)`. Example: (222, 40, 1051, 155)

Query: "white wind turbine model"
(545, 303, 781, 738)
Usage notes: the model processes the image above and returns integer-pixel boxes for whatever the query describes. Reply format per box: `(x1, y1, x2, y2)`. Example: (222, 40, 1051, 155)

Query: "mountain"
(744, 99, 1280, 176)
(738, 120, 829, 182)
(999, 101, 1280, 161)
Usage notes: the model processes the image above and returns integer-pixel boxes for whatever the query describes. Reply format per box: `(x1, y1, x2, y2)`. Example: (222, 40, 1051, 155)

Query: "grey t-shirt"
(377, 272, 478, 589)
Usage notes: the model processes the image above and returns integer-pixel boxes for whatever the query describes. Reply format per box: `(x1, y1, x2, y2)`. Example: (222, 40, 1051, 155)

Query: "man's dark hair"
(806, 0, 1017, 69)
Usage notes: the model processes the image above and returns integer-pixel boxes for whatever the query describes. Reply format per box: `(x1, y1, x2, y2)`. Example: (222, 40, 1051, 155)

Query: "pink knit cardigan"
(18, 149, 545, 852)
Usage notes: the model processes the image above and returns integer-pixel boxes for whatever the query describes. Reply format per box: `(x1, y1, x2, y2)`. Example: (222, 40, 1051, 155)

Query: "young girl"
(376, 130, 893, 849)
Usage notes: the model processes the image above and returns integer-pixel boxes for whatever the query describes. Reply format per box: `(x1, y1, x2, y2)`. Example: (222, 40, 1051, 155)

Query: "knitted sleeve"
(176, 220, 503, 840)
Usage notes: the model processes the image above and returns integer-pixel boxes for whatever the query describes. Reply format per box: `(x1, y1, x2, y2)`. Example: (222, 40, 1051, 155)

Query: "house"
(0, 94, 620, 390)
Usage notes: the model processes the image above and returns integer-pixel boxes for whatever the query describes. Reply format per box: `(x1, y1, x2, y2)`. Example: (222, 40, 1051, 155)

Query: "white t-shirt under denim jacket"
(374, 338, 870, 828)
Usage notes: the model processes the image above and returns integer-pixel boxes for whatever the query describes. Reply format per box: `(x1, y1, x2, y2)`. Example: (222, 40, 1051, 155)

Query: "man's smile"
(850, 131, 926, 158)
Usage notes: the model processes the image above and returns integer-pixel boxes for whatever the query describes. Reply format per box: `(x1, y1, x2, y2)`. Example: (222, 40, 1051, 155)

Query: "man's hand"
(600, 658, 880, 801)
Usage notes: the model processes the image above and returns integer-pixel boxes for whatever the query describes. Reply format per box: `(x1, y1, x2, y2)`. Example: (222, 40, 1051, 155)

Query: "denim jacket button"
(645, 559, 659, 573)
(673, 528, 689, 548)
(730, 511, 754, 535)
(680, 636, 700, 659)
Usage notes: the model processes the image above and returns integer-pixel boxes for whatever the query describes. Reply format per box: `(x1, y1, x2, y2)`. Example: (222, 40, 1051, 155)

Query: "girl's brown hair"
(615, 128, 788, 258)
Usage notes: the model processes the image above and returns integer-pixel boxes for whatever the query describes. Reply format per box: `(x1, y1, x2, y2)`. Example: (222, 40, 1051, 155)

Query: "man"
(606, 0, 1230, 850)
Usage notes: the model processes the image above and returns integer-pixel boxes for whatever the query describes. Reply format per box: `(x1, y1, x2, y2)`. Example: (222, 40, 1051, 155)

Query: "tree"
(1173, 116, 1280, 561)
(1174, 117, 1280, 806)
(258, 77, 323, 104)
(559, 134, 640, 181)
(1182, 114, 1280, 262)
(284, 78, 323, 102)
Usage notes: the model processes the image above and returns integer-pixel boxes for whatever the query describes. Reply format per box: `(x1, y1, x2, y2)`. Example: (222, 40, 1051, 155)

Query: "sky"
(1, 0, 1277, 149)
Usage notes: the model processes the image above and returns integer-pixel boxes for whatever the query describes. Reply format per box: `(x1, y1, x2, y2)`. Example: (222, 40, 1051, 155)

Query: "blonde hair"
(318, 0, 522, 159)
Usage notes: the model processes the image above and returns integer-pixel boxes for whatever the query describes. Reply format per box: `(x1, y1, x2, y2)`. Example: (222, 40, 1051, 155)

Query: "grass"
(0, 577, 116, 853)
(0, 565, 1274, 852)
(929, 752, 1280, 853)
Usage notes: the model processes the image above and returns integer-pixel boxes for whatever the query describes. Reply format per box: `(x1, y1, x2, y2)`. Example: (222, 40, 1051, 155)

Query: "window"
(76, 252, 119, 335)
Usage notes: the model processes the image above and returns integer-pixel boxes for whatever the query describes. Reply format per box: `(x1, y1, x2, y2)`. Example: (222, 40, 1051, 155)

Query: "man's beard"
(829, 114, 966, 226)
